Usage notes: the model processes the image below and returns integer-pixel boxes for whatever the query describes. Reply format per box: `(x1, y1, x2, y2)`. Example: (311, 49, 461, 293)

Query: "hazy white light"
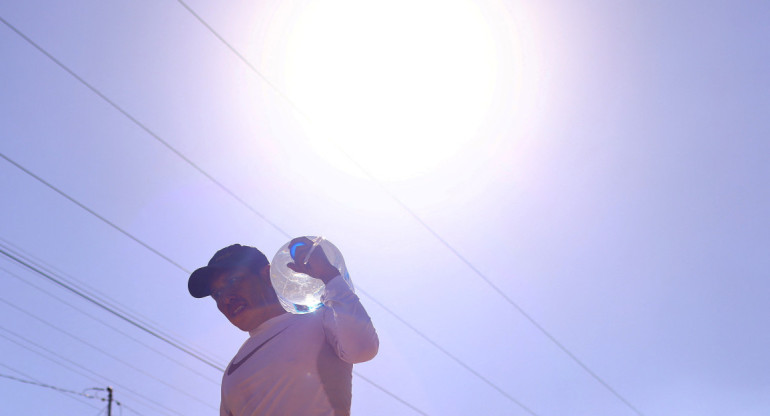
(283, 0, 498, 181)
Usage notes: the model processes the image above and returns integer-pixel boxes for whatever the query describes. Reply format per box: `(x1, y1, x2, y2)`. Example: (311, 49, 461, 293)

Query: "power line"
(0, 264, 220, 385)
(0, 244, 225, 371)
(0, 372, 101, 400)
(170, 3, 643, 415)
(1, 363, 146, 416)
(174, 0, 301, 117)
(119, 402, 146, 416)
(0, 236, 228, 367)
(0, 152, 187, 272)
(353, 371, 428, 416)
(2, 362, 143, 416)
(0, 363, 97, 409)
(0, 373, 125, 414)
(0, 296, 219, 411)
(357, 286, 537, 414)
(0, 328, 180, 416)
(0, 16, 289, 241)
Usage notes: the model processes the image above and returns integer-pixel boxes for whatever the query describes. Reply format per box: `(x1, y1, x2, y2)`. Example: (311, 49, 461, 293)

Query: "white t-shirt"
(220, 276, 379, 416)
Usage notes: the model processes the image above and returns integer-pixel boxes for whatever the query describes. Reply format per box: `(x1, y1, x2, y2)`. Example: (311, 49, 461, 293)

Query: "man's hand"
(287, 237, 340, 284)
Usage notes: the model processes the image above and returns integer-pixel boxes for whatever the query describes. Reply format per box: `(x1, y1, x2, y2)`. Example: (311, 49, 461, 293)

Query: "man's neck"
(247, 304, 288, 334)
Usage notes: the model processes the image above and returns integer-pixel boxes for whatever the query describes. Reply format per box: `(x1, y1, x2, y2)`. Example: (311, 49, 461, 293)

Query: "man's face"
(209, 266, 273, 331)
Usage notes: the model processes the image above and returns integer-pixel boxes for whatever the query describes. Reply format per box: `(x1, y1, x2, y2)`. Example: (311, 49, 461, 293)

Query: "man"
(188, 237, 379, 416)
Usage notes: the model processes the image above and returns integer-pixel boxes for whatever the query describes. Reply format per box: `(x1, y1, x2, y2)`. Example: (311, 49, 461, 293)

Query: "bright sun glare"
(283, 0, 499, 181)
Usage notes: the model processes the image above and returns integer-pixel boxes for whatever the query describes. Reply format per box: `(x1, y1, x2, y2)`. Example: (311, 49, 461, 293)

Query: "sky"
(1, 0, 768, 415)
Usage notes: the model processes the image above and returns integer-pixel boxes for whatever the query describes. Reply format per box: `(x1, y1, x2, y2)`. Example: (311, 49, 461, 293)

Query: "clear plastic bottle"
(270, 236, 354, 314)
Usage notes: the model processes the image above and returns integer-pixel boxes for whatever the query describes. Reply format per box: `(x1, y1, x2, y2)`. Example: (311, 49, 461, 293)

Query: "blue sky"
(1, 1, 768, 415)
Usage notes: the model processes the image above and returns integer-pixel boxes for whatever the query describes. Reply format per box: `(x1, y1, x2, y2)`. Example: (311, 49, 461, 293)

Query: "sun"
(282, 0, 499, 181)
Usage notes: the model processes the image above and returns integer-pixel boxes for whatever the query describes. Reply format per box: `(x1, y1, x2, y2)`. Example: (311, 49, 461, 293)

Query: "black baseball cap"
(188, 244, 269, 298)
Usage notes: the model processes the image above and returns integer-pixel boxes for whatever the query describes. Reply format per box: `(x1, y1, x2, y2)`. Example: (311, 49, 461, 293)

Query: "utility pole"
(106, 386, 113, 416)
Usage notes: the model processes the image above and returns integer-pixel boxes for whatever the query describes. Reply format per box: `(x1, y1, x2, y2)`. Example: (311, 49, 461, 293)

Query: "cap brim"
(188, 266, 220, 298)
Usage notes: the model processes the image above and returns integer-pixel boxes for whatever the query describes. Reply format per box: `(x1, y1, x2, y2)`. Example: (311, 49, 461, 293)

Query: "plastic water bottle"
(270, 236, 354, 314)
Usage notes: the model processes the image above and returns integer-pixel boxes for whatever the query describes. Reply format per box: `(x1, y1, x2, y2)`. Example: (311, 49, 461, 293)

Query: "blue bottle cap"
(289, 241, 306, 260)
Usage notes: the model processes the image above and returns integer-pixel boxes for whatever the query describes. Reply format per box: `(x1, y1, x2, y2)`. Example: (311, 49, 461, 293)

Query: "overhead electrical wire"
(0, 372, 99, 400)
(120, 403, 146, 416)
(0, 373, 99, 399)
(0, 264, 220, 385)
(10, 16, 289, 241)
(0, 154, 187, 272)
(0, 371, 140, 416)
(0, 243, 224, 371)
(2, 367, 144, 416)
(0, 236, 228, 367)
(1, 361, 145, 416)
(0, 331, 169, 416)
(0, 235, 227, 369)
(0, 328, 179, 416)
(171, 3, 643, 415)
(0, 363, 100, 410)
(0, 296, 219, 410)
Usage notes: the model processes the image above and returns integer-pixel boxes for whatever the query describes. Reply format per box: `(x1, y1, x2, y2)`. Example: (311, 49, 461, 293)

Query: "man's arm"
(287, 237, 379, 363)
(321, 275, 379, 363)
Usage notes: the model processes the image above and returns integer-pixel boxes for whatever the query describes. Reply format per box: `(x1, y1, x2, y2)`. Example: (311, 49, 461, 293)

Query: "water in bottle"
(270, 236, 353, 314)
